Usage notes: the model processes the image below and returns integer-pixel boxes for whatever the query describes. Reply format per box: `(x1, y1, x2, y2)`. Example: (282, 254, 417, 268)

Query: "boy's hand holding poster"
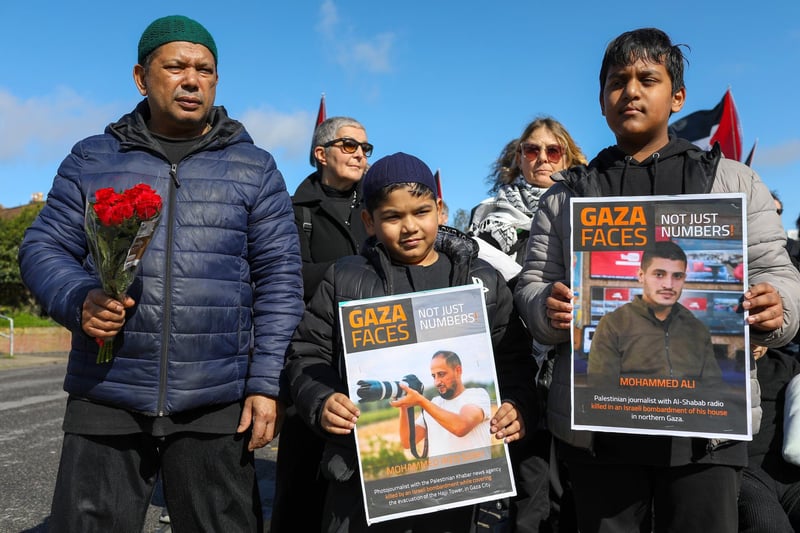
(570, 193, 751, 440)
(339, 284, 515, 525)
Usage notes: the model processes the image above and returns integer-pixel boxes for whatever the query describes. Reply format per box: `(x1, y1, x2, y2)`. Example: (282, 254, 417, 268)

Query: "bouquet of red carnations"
(85, 183, 162, 363)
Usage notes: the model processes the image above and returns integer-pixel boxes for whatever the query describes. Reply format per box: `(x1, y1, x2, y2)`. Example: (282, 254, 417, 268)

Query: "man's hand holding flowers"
(82, 289, 135, 343)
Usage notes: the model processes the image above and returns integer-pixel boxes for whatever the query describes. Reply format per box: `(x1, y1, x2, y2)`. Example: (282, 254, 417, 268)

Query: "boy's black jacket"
(284, 226, 537, 482)
(563, 136, 720, 197)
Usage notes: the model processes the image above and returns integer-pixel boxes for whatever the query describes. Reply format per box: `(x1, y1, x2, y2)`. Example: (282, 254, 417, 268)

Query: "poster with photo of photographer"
(339, 284, 516, 525)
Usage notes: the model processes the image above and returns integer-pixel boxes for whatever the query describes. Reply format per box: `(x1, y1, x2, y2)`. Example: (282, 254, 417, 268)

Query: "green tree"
(452, 208, 470, 232)
(0, 203, 44, 311)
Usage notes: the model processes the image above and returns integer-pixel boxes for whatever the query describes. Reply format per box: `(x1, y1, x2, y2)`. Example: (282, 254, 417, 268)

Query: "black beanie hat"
(362, 152, 437, 203)
(138, 15, 217, 65)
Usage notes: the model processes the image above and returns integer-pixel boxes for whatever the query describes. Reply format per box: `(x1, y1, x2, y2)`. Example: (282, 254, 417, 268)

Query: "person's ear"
(313, 146, 327, 167)
(133, 65, 148, 96)
(361, 209, 375, 236)
(637, 268, 644, 283)
(599, 89, 606, 117)
(671, 87, 686, 114)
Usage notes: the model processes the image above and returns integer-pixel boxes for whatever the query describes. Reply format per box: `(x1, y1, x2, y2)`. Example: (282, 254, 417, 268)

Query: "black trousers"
(323, 474, 473, 533)
(507, 430, 554, 533)
(271, 411, 327, 532)
(739, 465, 800, 533)
(567, 461, 740, 533)
(49, 431, 261, 533)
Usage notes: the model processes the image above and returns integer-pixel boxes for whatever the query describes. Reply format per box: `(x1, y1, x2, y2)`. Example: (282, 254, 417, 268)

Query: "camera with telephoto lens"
(356, 374, 424, 402)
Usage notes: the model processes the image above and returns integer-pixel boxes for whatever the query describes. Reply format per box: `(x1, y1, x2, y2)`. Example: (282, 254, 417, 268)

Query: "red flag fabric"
(669, 88, 743, 161)
(309, 93, 327, 167)
(315, 93, 327, 127)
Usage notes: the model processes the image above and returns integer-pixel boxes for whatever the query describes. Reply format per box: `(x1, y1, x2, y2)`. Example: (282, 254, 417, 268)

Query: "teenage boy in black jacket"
(515, 27, 800, 533)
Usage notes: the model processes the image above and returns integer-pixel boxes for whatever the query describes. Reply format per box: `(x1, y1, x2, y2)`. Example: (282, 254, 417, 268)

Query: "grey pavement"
(0, 352, 69, 371)
(0, 352, 279, 533)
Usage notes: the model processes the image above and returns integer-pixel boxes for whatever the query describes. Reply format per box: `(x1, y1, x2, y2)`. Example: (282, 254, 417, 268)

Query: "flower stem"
(96, 337, 115, 364)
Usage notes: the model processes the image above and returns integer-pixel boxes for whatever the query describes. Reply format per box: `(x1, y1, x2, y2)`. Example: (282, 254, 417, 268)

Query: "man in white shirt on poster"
(394, 350, 491, 457)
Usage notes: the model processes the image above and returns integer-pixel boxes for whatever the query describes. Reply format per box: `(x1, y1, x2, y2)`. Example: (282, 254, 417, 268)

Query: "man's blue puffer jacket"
(18, 100, 304, 416)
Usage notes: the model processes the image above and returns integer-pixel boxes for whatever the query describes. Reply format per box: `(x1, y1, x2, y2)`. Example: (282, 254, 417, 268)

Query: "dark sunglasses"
(323, 137, 373, 157)
(520, 142, 564, 164)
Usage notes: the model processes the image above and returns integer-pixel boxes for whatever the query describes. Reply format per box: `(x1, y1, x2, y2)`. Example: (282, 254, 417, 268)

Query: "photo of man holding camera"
(391, 350, 491, 458)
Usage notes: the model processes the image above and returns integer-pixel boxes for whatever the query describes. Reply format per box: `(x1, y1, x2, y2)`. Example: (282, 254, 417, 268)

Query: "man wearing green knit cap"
(138, 14, 218, 65)
(19, 14, 303, 532)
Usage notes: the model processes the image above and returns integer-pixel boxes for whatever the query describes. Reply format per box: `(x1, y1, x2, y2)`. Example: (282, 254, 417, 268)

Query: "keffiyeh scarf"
(468, 177, 549, 254)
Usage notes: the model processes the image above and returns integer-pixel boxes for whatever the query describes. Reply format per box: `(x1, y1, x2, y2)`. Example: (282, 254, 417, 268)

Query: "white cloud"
(316, 0, 339, 38)
(0, 86, 316, 168)
(239, 107, 312, 159)
(316, 0, 394, 74)
(0, 87, 119, 161)
(350, 33, 395, 73)
(757, 139, 800, 167)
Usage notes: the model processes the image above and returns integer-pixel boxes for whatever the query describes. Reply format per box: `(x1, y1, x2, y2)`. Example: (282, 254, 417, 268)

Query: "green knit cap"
(137, 15, 218, 65)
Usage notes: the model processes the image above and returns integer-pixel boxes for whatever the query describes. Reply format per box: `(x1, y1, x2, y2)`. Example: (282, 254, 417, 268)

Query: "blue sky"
(2, 2, 799, 232)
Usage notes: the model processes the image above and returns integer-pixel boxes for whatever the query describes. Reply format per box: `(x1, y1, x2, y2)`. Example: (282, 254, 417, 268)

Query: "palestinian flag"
(309, 93, 327, 167)
(669, 88, 743, 161)
(743, 139, 757, 167)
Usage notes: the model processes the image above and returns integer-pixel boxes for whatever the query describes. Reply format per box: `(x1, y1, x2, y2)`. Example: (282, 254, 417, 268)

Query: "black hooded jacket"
(563, 135, 720, 198)
(285, 227, 537, 482)
(292, 171, 369, 301)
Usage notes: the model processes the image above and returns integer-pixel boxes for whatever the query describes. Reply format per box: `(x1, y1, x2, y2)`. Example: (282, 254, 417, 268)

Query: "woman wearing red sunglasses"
(468, 117, 586, 279)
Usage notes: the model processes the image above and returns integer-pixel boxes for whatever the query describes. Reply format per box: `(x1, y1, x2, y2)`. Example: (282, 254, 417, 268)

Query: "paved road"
(0, 354, 278, 533)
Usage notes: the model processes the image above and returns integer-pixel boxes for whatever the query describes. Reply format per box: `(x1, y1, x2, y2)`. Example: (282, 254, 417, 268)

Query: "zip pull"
(170, 163, 181, 188)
